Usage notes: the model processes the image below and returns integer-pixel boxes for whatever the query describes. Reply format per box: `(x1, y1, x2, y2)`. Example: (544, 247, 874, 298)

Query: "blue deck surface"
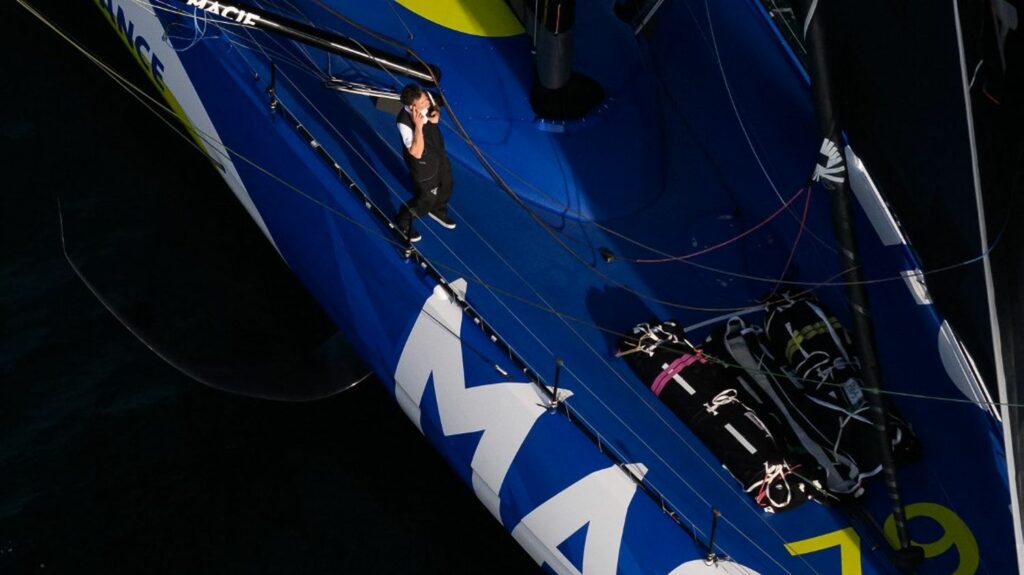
(155, 0, 1015, 571)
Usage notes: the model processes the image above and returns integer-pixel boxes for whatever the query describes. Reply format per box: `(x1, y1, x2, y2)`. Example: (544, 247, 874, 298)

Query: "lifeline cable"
(769, 180, 813, 296)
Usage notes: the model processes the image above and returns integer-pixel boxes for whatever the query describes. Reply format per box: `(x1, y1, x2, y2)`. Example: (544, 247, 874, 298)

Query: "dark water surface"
(2, 2, 534, 573)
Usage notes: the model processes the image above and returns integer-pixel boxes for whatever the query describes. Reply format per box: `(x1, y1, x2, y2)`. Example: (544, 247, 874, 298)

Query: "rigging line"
(79, 24, 741, 556)
(386, 0, 415, 41)
(32, 13, 999, 564)
(701, 0, 831, 246)
(287, 28, 768, 314)
(146, 0, 330, 78)
(293, 16, 812, 562)
(222, 33, 331, 79)
(439, 121, 827, 273)
(404, 288, 725, 556)
(19, 3, 410, 254)
(268, 0, 315, 27)
(436, 111, 833, 285)
(68, 0, 1011, 308)
(684, 343, 1024, 409)
(121, 53, 1024, 415)
(436, 111, 764, 260)
(769, 179, 813, 296)
(270, 67, 592, 401)
(362, 88, 817, 575)
(766, 0, 807, 54)
(308, 0, 417, 54)
(424, 153, 1003, 290)
(50, 0, 1013, 415)
(271, 67, 424, 242)
(225, 38, 325, 78)
(306, 4, 832, 308)
(217, 19, 322, 66)
(422, 114, 766, 311)
(545, 320, 810, 573)
(25, 0, 754, 385)
(250, 0, 327, 75)
(684, 0, 836, 253)
(302, 1, 804, 313)
(164, 0, 824, 285)
(46, 0, 730, 362)
(424, 35, 828, 265)
(435, 177, 883, 566)
(628, 186, 808, 264)
(268, 74, 657, 479)
(278, 55, 770, 559)
(315, 23, 1007, 298)
(614, 226, 1002, 288)
(58, 198, 374, 397)
(144, 0, 330, 79)
(44, 21, 411, 260)
(165, 3, 207, 52)
(414, 252, 796, 571)
(53, 6, 717, 540)
(424, 261, 1024, 410)
(700, 350, 1024, 409)
(219, 25, 331, 83)
(119, 78, 407, 251)
(142, 0, 253, 32)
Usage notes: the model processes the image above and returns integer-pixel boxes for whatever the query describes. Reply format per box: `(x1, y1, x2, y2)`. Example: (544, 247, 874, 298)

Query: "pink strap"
(651, 353, 704, 396)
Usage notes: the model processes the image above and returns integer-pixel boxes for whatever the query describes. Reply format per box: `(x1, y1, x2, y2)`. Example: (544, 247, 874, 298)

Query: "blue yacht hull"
(95, 0, 1014, 572)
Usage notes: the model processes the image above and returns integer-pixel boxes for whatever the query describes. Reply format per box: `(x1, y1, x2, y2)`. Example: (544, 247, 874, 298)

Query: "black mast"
(790, 0, 921, 566)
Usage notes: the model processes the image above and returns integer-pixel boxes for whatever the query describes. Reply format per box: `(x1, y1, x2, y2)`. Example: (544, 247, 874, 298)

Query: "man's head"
(400, 84, 430, 111)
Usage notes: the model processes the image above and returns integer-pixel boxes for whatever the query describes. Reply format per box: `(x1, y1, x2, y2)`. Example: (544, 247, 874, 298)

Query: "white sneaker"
(429, 212, 457, 230)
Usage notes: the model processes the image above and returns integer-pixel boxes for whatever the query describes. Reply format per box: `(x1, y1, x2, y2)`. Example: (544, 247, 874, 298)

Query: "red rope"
(631, 186, 807, 264)
(769, 186, 813, 297)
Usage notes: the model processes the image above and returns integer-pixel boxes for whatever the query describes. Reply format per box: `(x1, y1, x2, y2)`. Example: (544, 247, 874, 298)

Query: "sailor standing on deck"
(396, 83, 456, 243)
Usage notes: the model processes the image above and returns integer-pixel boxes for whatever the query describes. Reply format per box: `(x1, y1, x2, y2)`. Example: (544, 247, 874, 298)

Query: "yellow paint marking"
(395, 0, 524, 37)
(883, 503, 979, 575)
(785, 527, 862, 575)
(94, 0, 208, 156)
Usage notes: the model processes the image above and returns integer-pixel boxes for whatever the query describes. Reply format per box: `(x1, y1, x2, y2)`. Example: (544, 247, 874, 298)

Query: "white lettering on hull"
(511, 463, 648, 575)
(185, 0, 261, 26)
(395, 280, 561, 521)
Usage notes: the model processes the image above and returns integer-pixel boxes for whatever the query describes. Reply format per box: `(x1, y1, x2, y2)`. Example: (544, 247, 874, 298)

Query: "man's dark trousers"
(397, 157, 453, 231)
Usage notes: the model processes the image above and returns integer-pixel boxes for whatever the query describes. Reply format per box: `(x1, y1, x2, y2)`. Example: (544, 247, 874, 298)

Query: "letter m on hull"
(394, 280, 554, 521)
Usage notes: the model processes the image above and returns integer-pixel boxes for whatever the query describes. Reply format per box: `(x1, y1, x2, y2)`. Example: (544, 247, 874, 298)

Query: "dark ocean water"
(1, 2, 534, 573)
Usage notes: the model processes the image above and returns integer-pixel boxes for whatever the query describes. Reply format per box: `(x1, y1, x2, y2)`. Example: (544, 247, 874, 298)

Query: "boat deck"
(209, 0, 1015, 571)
